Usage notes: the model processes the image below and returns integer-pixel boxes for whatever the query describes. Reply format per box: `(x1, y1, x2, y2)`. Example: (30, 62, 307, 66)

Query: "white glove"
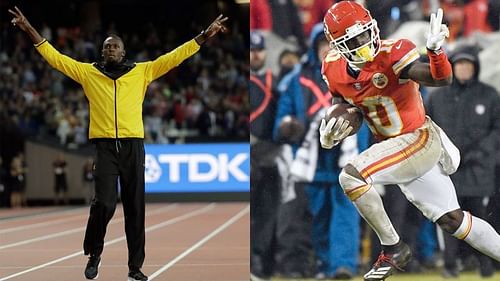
(426, 8, 449, 51)
(319, 117, 353, 149)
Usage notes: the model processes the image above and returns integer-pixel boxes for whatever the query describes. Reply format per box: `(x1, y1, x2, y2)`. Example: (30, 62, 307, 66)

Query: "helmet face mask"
(345, 30, 371, 50)
(333, 20, 380, 63)
(323, 1, 381, 64)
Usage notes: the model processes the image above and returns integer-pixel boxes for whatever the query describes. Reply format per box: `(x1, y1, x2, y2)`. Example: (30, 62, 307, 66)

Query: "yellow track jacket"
(35, 39, 200, 139)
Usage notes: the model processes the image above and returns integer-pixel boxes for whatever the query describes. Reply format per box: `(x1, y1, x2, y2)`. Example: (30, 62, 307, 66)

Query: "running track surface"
(0, 203, 249, 281)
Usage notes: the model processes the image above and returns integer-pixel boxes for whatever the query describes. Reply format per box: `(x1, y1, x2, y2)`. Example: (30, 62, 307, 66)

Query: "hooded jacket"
(426, 46, 500, 197)
(273, 24, 370, 182)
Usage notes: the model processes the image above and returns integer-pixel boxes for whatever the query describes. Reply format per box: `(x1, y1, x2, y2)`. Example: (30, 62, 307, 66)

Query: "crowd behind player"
(0, 6, 248, 148)
(251, 0, 500, 280)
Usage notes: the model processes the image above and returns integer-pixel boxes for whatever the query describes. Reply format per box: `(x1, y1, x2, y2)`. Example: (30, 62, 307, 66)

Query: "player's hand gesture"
(8, 6, 32, 32)
(426, 8, 449, 51)
(204, 14, 228, 38)
(8, 6, 43, 44)
(319, 117, 353, 149)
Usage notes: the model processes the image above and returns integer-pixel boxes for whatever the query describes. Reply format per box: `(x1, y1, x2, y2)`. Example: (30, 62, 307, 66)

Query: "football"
(325, 103, 363, 136)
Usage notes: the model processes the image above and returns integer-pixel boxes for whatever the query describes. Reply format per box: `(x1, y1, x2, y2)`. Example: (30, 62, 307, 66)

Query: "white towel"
(337, 134, 360, 168)
(276, 144, 296, 203)
(290, 109, 324, 182)
(432, 121, 461, 175)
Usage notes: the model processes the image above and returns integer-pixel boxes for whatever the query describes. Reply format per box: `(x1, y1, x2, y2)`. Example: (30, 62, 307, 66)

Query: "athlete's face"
(345, 30, 371, 50)
(338, 30, 375, 65)
(453, 60, 475, 83)
(250, 48, 266, 72)
(102, 37, 125, 64)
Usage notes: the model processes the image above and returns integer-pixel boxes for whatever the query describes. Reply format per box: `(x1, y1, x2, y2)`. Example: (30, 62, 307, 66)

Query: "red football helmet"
(323, 1, 380, 63)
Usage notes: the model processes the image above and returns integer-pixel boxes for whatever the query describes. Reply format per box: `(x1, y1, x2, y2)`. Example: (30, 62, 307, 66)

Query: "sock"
(382, 240, 403, 254)
(453, 211, 500, 262)
(353, 186, 400, 246)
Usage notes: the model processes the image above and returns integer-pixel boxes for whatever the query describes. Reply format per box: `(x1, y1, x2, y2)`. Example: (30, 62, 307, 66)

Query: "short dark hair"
(106, 33, 123, 42)
(102, 34, 124, 49)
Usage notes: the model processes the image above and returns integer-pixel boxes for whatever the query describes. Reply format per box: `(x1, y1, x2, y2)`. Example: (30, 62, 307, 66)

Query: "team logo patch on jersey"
(372, 73, 389, 89)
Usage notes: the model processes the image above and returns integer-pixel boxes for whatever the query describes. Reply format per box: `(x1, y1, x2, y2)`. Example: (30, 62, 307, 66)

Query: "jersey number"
(361, 96, 403, 137)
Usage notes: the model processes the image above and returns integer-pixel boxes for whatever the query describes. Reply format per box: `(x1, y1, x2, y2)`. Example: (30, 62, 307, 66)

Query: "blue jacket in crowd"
(273, 24, 370, 182)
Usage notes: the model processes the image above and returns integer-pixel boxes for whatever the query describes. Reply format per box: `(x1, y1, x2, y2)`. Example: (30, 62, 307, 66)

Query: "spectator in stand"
(8, 155, 25, 208)
(250, 31, 282, 281)
(268, 0, 307, 53)
(274, 25, 370, 279)
(53, 152, 68, 205)
(251, 0, 273, 32)
(423, 0, 493, 42)
(293, 0, 334, 37)
(426, 45, 500, 278)
(16, 152, 28, 206)
(277, 49, 300, 82)
(461, 0, 493, 36)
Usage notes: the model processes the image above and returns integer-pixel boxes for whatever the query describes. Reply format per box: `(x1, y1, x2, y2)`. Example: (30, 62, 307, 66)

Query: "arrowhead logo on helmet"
(323, 1, 380, 64)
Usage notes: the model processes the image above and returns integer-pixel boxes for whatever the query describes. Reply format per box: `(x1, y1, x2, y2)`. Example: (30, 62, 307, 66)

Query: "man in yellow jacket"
(9, 6, 227, 281)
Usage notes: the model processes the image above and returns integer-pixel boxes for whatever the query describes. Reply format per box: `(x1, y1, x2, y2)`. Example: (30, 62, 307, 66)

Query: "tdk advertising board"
(144, 143, 249, 193)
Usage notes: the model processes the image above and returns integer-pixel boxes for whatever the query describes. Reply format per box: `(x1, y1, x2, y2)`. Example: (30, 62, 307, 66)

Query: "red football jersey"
(322, 39, 424, 140)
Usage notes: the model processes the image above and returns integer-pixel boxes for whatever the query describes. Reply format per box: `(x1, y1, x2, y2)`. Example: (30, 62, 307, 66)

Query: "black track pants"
(83, 139, 145, 270)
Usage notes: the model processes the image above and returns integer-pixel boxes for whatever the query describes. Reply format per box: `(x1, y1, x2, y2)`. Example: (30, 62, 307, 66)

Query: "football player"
(318, 2, 500, 280)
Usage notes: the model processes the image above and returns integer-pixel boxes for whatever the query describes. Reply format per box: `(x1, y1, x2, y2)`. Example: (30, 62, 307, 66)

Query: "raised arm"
(401, 8, 452, 87)
(9, 6, 87, 84)
(8, 6, 43, 44)
(402, 60, 452, 87)
(194, 14, 228, 45)
(146, 14, 228, 82)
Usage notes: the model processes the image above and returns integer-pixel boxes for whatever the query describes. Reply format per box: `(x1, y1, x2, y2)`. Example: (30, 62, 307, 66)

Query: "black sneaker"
(128, 269, 148, 281)
(363, 243, 412, 280)
(84, 256, 101, 280)
(441, 268, 459, 279)
(333, 267, 354, 280)
(479, 257, 494, 278)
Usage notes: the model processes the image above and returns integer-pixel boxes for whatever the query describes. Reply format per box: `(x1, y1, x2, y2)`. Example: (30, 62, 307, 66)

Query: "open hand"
(426, 8, 449, 51)
(319, 117, 353, 149)
(204, 14, 228, 38)
(8, 6, 32, 32)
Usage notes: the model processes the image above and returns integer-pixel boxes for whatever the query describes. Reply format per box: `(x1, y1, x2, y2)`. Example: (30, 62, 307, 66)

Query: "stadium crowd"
(0, 15, 249, 148)
(251, 0, 500, 280)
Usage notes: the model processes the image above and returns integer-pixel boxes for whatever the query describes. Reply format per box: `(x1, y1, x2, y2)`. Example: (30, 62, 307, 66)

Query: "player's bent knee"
(436, 209, 465, 234)
(339, 165, 363, 189)
(339, 164, 370, 201)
